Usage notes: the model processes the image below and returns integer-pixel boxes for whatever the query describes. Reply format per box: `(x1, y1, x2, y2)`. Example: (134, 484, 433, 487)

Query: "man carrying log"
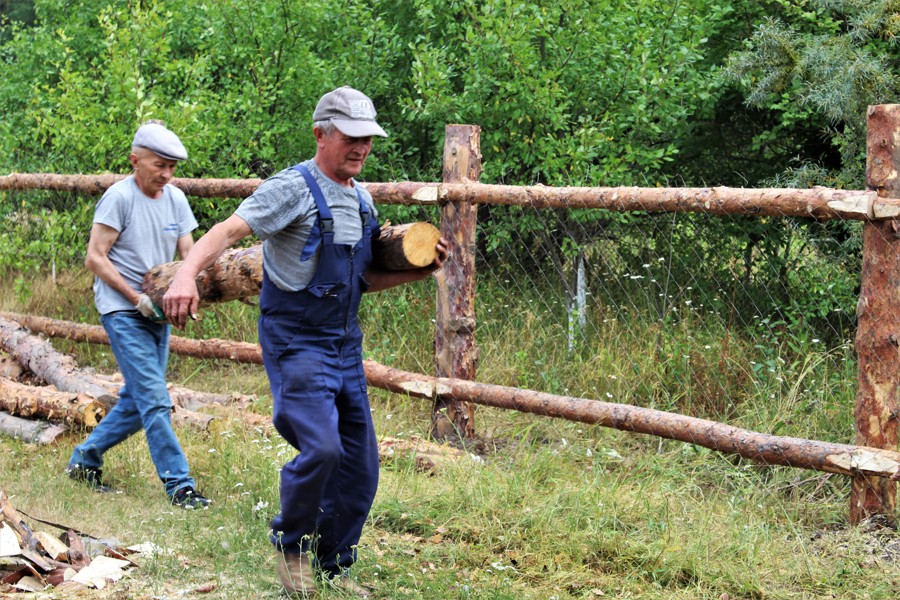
(66, 122, 210, 510)
(163, 86, 448, 597)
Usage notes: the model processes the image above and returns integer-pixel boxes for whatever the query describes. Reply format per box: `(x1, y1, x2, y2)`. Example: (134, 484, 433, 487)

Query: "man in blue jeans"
(162, 87, 448, 596)
(66, 121, 209, 510)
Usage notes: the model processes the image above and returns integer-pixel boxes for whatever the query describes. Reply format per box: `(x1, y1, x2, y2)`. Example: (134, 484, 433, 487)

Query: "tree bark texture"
(0, 317, 115, 407)
(10, 173, 900, 219)
(142, 245, 264, 309)
(0, 378, 105, 427)
(0, 411, 67, 445)
(364, 360, 900, 480)
(373, 222, 441, 270)
(433, 125, 480, 441)
(0, 312, 263, 365)
(853, 104, 900, 524)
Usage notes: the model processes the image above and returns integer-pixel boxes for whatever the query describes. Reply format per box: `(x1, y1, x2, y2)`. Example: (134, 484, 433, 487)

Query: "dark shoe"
(276, 551, 317, 596)
(170, 486, 211, 509)
(66, 465, 115, 493)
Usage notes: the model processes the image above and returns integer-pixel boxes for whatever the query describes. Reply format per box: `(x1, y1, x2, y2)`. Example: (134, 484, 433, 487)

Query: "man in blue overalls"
(163, 87, 448, 597)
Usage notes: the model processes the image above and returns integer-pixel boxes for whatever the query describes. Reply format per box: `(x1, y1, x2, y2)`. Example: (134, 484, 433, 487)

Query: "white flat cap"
(132, 123, 188, 161)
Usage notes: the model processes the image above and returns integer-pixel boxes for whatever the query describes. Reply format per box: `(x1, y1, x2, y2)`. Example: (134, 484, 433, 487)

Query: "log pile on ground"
(0, 314, 463, 473)
(0, 491, 139, 594)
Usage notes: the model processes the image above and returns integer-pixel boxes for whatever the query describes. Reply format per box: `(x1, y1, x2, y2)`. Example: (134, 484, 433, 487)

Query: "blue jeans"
(68, 310, 194, 496)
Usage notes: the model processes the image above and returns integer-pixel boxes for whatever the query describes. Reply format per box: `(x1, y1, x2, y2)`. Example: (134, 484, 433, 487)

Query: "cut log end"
(374, 222, 440, 270)
(401, 222, 442, 267)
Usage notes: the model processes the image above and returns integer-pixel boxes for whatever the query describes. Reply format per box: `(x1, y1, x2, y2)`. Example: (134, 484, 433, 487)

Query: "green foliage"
(725, 0, 900, 188)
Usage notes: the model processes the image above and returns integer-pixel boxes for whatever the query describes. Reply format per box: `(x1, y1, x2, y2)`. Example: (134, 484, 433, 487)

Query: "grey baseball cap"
(313, 86, 388, 138)
(132, 122, 188, 161)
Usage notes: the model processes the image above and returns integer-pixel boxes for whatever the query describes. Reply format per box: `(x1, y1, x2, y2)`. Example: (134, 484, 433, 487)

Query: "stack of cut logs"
(0, 491, 137, 593)
(0, 313, 271, 444)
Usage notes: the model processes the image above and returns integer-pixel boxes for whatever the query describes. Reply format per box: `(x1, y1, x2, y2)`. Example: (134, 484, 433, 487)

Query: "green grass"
(1, 271, 897, 599)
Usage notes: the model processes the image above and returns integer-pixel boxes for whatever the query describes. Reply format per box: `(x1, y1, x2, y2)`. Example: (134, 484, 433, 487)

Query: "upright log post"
(854, 105, 900, 524)
(433, 125, 481, 441)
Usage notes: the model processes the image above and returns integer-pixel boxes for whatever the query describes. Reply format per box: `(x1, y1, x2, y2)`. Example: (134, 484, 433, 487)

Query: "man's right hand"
(135, 294, 165, 321)
(162, 272, 200, 330)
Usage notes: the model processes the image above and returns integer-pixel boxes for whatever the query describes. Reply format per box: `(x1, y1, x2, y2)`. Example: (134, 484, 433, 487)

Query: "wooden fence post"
(433, 125, 481, 441)
(854, 105, 900, 524)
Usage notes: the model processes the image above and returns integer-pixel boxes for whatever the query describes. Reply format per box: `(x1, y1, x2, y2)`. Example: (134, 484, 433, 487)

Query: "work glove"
(135, 293, 166, 321)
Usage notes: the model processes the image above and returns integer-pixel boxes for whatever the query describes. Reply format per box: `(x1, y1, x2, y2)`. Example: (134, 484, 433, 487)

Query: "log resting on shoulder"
(141, 222, 440, 308)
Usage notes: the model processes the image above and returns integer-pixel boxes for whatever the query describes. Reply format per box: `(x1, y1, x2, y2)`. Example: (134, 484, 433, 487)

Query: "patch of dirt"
(809, 515, 900, 565)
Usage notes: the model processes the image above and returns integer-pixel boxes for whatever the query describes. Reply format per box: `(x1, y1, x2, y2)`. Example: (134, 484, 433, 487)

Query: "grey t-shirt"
(92, 176, 198, 314)
(235, 159, 378, 291)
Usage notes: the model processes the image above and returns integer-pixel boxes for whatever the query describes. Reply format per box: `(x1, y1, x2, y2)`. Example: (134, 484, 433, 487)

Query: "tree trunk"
(363, 360, 900, 480)
(373, 222, 441, 270)
(0, 318, 115, 406)
(0, 378, 105, 427)
(0, 411, 67, 445)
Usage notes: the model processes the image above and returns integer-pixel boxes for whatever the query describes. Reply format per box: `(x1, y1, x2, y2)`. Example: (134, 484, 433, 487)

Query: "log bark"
(0, 378, 105, 427)
(0, 411, 67, 445)
(142, 245, 263, 309)
(10, 172, 900, 219)
(373, 222, 441, 270)
(433, 125, 480, 440)
(0, 312, 263, 365)
(0, 318, 115, 406)
(364, 360, 900, 480)
(852, 104, 900, 524)
(143, 223, 441, 306)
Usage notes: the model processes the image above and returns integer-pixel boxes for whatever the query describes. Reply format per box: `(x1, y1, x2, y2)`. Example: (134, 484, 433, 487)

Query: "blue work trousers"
(68, 310, 194, 496)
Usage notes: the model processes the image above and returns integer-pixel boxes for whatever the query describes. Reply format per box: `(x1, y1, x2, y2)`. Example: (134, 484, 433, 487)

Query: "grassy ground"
(1, 271, 898, 600)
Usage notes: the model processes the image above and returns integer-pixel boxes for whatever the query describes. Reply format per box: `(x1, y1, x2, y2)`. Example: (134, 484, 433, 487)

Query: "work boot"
(329, 575, 373, 597)
(276, 551, 317, 597)
(170, 486, 211, 510)
(66, 465, 115, 493)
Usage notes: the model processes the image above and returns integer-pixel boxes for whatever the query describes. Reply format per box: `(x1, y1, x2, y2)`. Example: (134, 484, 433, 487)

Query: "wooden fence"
(3, 106, 900, 526)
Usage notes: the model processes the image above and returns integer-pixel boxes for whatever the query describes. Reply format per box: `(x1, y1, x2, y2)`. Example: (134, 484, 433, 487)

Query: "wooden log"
(0, 312, 263, 365)
(0, 318, 115, 406)
(363, 360, 900, 480)
(11, 172, 900, 219)
(852, 104, 900, 524)
(0, 173, 262, 199)
(433, 125, 480, 440)
(0, 378, 104, 427)
(142, 245, 263, 310)
(373, 222, 441, 270)
(143, 222, 440, 306)
(0, 411, 67, 445)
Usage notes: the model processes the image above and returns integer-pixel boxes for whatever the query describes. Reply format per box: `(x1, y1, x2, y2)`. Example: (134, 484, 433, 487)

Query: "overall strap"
(292, 163, 334, 261)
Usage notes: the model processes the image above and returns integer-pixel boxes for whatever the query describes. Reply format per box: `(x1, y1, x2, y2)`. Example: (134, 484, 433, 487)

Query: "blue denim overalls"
(259, 163, 379, 577)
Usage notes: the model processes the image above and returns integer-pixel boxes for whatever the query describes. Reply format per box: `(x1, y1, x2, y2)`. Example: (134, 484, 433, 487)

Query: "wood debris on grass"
(0, 491, 144, 594)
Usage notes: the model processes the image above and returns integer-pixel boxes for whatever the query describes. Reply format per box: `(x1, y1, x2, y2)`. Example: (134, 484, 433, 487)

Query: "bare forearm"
(85, 253, 140, 305)
(364, 267, 434, 293)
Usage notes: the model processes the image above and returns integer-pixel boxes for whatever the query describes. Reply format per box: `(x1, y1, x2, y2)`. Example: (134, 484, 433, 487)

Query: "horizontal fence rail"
(4, 172, 900, 220)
